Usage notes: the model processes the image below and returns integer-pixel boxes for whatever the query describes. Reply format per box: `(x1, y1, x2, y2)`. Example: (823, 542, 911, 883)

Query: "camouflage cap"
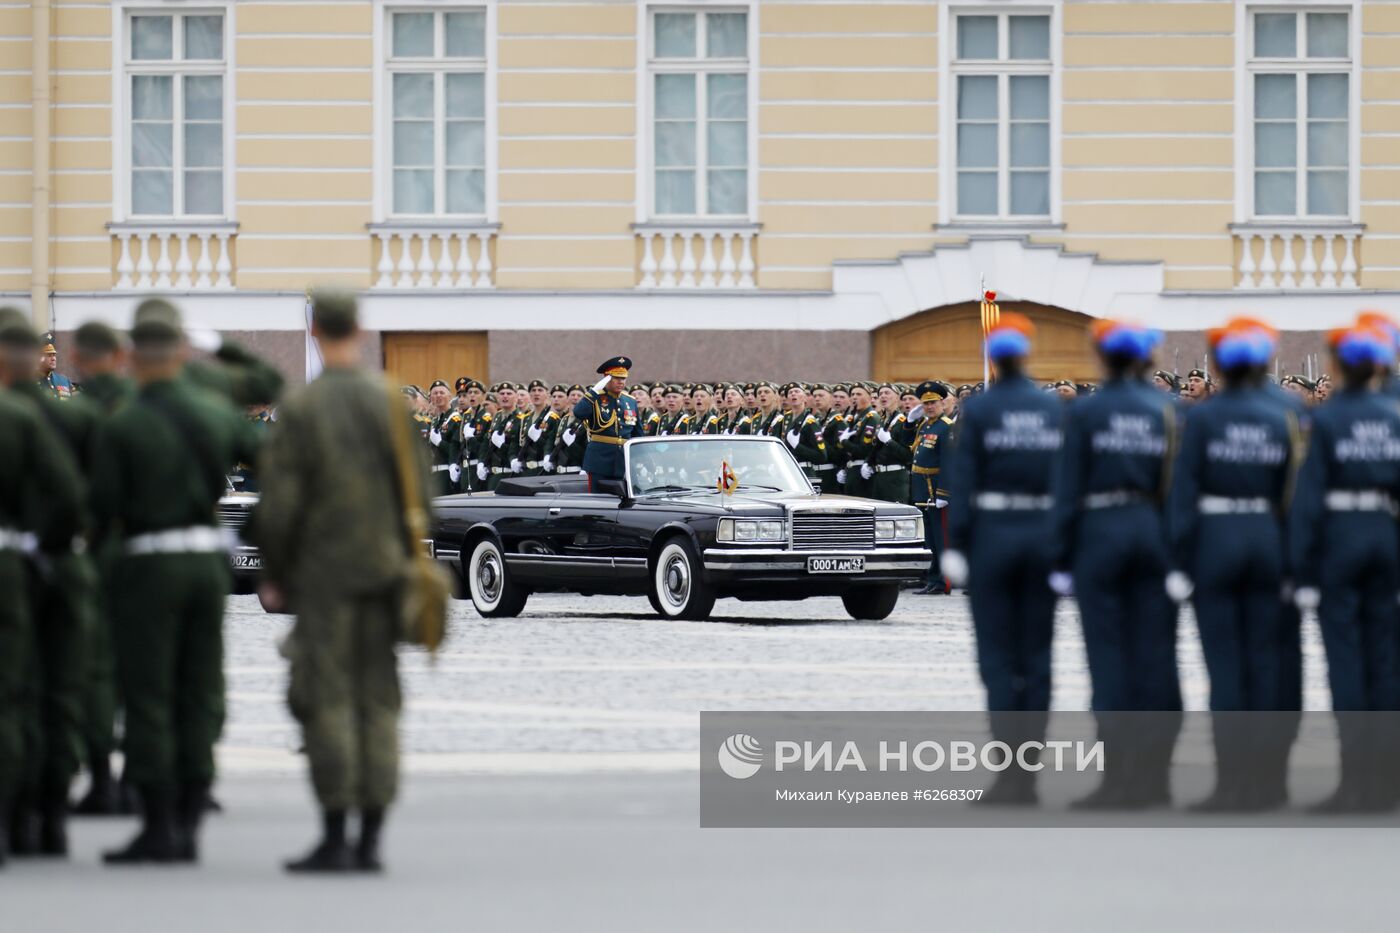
(130, 297, 183, 344)
(311, 290, 358, 338)
(74, 320, 124, 355)
(0, 305, 36, 346)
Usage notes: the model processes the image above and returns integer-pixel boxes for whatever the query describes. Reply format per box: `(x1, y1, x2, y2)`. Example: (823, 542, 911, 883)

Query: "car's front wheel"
(467, 538, 529, 618)
(650, 538, 716, 621)
(841, 584, 900, 620)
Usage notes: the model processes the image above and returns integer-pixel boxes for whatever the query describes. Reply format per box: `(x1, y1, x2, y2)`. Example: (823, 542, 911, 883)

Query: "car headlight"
(875, 519, 894, 540)
(896, 518, 921, 540)
(717, 518, 786, 543)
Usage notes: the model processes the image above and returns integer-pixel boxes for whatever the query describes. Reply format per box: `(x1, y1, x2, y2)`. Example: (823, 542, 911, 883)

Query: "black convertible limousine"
(223, 435, 931, 621)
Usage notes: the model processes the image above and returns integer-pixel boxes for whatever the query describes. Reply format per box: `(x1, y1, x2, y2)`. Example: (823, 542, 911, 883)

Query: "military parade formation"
(5, 292, 1400, 881)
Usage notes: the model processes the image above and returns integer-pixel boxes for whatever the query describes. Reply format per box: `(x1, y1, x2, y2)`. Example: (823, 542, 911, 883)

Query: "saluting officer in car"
(574, 357, 638, 489)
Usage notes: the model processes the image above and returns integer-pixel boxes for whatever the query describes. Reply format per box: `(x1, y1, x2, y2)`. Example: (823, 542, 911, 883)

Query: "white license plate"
(807, 556, 865, 574)
(231, 553, 262, 571)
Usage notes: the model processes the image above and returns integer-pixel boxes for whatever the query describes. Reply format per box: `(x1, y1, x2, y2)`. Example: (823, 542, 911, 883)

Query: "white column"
(698, 231, 718, 288)
(475, 233, 494, 288)
(194, 232, 213, 289)
(415, 233, 436, 288)
(638, 232, 658, 288)
(678, 232, 697, 288)
(1278, 232, 1298, 289)
(153, 232, 173, 289)
(737, 231, 756, 289)
(1341, 233, 1359, 289)
(115, 232, 135, 290)
(1319, 232, 1340, 289)
(213, 232, 233, 289)
(395, 232, 415, 288)
(1298, 233, 1318, 289)
(717, 231, 737, 289)
(375, 232, 395, 288)
(1257, 233, 1278, 289)
(436, 233, 455, 287)
(454, 232, 475, 288)
(174, 232, 194, 289)
(658, 231, 678, 288)
(135, 232, 155, 289)
(1237, 232, 1257, 289)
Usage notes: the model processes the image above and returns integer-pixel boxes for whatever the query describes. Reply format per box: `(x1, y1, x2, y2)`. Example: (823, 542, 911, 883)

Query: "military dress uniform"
(872, 405, 916, 503)
(910, 383, 953, 592)
(818, 403, 849, 495)
(779, 393, 827, 485)
(425, 383, 463, 494)
(574, 357, 639, 485)
(519, 401, 561, 477)
(551, 404, 589, 474)
(840, 404, 884, 498)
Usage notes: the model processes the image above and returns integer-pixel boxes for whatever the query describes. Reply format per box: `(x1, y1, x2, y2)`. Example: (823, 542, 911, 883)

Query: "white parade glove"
(510, 458, 522, 473)
(563, 429, 577, 447)
(1294, 587, 1321, 611)
(1165, 571, 1194, 604)
(187, 329, 223, 354)
(860, 463, 874, 481)
(476, 462, 488, 481)
(837, 469, 848, 485)
(877, 427, 892, 444)
(786, 430, 801, 448)
(491, 431, 506, 449)
(941, 550, 969, 588)
(1048, 572, 1074, 598)
(839, 429, 855, 443)
(463, 425, 476, 440)
(542, 456, 554, 472)
(592, 376, 610, 393)
(934, 498, 949, 509)
(448, 464, 461, 484)
(528, 424, 543, 442)
(429, 429, 443, 447)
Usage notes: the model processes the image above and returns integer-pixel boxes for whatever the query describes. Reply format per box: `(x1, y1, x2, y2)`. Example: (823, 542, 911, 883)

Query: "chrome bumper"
(703, 546, 930, 573)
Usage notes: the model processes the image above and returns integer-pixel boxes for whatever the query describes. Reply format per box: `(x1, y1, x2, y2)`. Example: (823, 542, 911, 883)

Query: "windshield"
(628, 439, 811, 496)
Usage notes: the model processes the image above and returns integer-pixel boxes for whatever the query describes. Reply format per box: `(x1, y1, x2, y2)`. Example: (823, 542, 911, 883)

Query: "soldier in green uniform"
(550, 385, 589, 474)
(840, 383, 883, 498)
(89, 300, 266, 865)
(637, 384, 663, 436)
(690, 384, 723, 435)
(810, 384, 844, 494)
(659, 384, 687, 435)
(249, 292, 427, 874)
(0, 309, 86, 868)
(871, 383, 915, 503)
(456, 379, 489, 493)
(425, 381, 463, 494)
(519, 380, 561, 477)
(483, 383, 513, 489)
(779, 383, 827, 485)
(753, 382, 785, 438)
(720, 385, 753, 435)
(503, 384, 532, 479)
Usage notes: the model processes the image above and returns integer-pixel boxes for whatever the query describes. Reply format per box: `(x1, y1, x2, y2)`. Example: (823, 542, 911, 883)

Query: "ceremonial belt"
(1197, 496, 1272, 515)
(809, 463, 835, 472)
(524, 461, 542, 470)
(975, 492, 1052, 512)
(491, 467, 508, 474)
(1324, 489, 1399, 514)
(847, 459, 868, 467)
(912, 465, 940, 476)
(1083, 490, 1152, 510)
(431, 464, 451, 473)
(125, 526, 231, 556)
(0, 527, 37, 554)
(558, 466, 582, 474)
(590, 434, 625, 445)
(874, 464, 906, 474)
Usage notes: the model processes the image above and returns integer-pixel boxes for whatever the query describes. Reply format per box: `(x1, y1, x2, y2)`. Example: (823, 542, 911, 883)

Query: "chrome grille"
(216, 503, 251, 531)
(790, 511, 875, 551)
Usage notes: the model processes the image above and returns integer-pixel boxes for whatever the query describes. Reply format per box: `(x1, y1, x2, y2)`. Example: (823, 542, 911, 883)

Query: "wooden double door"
(382, 332, 488, 390)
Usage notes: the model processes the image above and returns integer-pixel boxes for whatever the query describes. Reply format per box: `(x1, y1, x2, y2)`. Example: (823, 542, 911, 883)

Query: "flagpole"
(304, 286, 323, 383)
(979, 275, 989, 386)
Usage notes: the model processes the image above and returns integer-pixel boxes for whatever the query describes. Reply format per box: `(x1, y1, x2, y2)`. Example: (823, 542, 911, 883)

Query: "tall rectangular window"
(1249, 9, 1351, 218)
(388, 9, 488, 216)
(951, 10, 1052, 219)
(648, 8, 750, 217)
(125, 11, 227, 217)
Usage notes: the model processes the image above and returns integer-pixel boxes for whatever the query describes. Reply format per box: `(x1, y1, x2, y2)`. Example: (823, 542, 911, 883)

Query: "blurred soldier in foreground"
(1050, 321, 1181, 809)
(943, 314, 1063, 805)
(90, 300, 264, 864)
(250, 292, 430, 873)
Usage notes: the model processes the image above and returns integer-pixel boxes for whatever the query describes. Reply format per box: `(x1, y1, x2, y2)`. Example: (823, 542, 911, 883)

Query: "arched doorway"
(872, 300, 1100, 385)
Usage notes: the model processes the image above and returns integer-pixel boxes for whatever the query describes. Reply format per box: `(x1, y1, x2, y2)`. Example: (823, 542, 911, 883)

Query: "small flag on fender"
(717, 461, 738, 495)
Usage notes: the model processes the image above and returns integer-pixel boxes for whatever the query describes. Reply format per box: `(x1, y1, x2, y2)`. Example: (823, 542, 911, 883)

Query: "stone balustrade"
(110, 223, 237, 291)
(369, 224, 499, 290)
(634, 223, 759, 289)
(1232, 224, 1362, 290)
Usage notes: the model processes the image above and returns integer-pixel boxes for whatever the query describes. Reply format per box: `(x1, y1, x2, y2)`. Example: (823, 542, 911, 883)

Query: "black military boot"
(103, 787, 180, 864)
(73, 756, 121, 816)
(38, 781, 70, 856)
(175, 781, 210, 863)
(356, 809, 385, 873)
(285, 810, 354, 874)
(9, 791, 41, 856)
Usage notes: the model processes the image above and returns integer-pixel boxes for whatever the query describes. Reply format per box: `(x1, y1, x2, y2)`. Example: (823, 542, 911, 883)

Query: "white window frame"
(111, 1, 236, 222)
(1234, 1, 1361, 224)
(637, 2, 759, 223)
(372, 0, 498, 223)
(938, 1, 1061, 226)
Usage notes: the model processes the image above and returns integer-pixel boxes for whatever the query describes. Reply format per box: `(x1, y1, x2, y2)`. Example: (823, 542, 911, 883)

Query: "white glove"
(786, 430, 801, 448)
(839, 429, 855, 443)
(448, 464, 461, 484)
(510, 458, 522, 473)
(1165, 571, 1194, 603)
(941, 550, 969, 588)
(934, 498, 948, 509)
(1294, 587, 1321, 611)
(476, 462, 488, 481)
(837, 469, 848, 484)
(592, 375, 610, 393)
(528, 424, 543, 442)
(187, 329, 223, 354)
(463, 425, 475, 440)
(563, 429, 577, 447)
(429, 429, 442, 447)
(1048, 572, 1074, 597)
(542, 456, 554, 472)
(491, 431, 506, 449)
(860, 463, 874, 481)
(877, 427, 892, 444)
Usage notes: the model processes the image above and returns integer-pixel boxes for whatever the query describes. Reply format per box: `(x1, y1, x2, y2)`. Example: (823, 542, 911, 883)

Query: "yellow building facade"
(3, 0, 1399, 384)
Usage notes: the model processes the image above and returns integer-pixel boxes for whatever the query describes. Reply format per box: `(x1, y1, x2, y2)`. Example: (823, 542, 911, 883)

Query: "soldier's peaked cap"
(0, 305, 36, 346)
(917, 380, 948, 400)
(130, 297, 183, 344)
(311, 290, 358, 337)
(40, 331, 57, 354)
(74, 321, 123, 355)
(597, 356, 632, 377)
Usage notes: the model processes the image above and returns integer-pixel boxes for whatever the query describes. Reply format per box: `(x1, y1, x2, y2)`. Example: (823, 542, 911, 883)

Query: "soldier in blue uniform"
(1290, 322, 1400, 812)
(910, 381, 953, 595)
(942, 313, 1063, 805)
(574, 356, 638, 490)
(38, 333, 75, 400)
(1049, 320, 1181, 809)
(1166, 319, 1301, 811)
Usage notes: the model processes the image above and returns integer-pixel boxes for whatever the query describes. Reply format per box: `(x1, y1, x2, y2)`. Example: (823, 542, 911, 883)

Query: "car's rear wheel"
(467, 538, 529, 618)
(841, 584, 900, 620)
(650, 538, 716, 621)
